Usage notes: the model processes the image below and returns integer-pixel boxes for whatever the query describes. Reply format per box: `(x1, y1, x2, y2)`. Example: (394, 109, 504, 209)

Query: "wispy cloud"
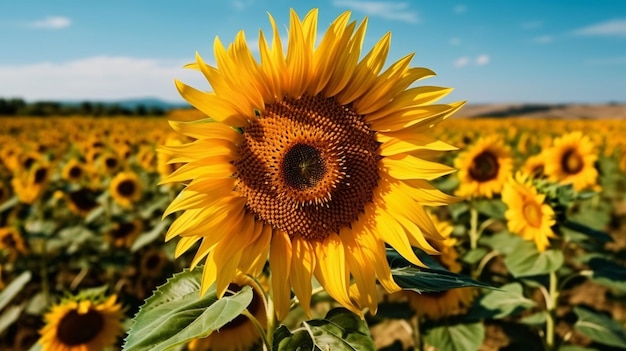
(533, 35, 553, 44)
(332, 1, 419, 24)
(521, 20, 543, 30)
(232, 0, 254, 10)
(573, 19, 626, 37)
(476, 54, 490, 65)
(449, 37, 461, 46)
(454, 55, 490, 68)
(0, 56, 209, 102)
(28, 16, 71, 29)
(453, 5, 466, 14)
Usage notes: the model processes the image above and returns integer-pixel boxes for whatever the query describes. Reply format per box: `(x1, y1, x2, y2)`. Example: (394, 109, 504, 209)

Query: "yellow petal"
(213, 215, 256, 298)
(289, 236, 316, 318)
(382, 154, 456, 180)
(270, 230, 292, 321)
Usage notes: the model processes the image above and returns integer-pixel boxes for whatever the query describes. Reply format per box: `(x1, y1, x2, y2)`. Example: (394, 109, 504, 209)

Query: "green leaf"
(423, 322, 484, 351)
(504, 242, 563, 278)
(561, 220, 612, 243)
(479, 283, 536, 319)
(588, 257, 626, 290)
(387, 248, 492, 292)
(520, 311, 547, 326)
(84, 205, 105, 224)
(123, 268, 253, 351)
(0, 271, 31, 311)
(573, 306, 626, 349)
(0, 305, 24, 335)
(273, 308, 376, 351)
(462, 248, 488, 265)
(130, 219, 170, 253)
(473, 198, 507, 220)
(0, 196, 18, 213)
(479, 231, 524, 255)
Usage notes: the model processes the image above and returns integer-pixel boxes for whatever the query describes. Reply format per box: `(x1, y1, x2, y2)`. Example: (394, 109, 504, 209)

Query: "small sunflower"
(502, 172, 556, 252)
(106, 219, 144, 248)
(544, 131, 599, 191)
(0, 227, 28, 261)
(38, 294, 124, 351)
(161, 8, 462, 318)
(454, 135, 513, 199)
(11, 161, 51, 204)
(522, 151, 548, 179)
(392, 215, 476, 320)
(109, 171, 142, 208)
(139, 247, 169, 278)
(188, 274, 266, 351)
(97, 151, 122, 175)
(61, 159, 86, 183)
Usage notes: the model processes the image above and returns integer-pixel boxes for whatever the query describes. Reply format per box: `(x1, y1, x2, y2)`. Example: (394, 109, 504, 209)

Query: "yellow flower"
(11, 161, 51, 204)
(61, 158, 87, 183)
(522, 151, 548, 179)
(139, 247, 169, 278)
(502, 172, 556, 252)
(66, 188, 101, 217)
(0, 227, 28, 261)
(162, 8, 462, 319)
(187, 275, 267, 351)
(106, 219, 144, 248)
(454, 135, 513, 199)
(109, 171, 142, 208)
(544, 131, 599, 191)
(38, 295, 124, 351)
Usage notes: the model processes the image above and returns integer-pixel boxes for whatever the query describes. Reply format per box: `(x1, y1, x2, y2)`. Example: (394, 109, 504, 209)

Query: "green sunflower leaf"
(387, 248, 492, 292)
(504, 242, 563, 278)
(573, 306, 626, 349)
(423, 322, 484, 351)
(0, 270, 31, 311)
(588, 257, 626, 290)
(273, 308, 376, 351)
(479, 283, 536, 319)
(122, 268, 253, 351)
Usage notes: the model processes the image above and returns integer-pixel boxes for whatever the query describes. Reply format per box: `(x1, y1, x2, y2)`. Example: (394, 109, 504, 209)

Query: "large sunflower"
(38, 294, 124, 351)
(187, 274, 267, 351)
(454, 135, 512, 199)
(161, 8, 463, 319)
(502, 172, 556, 252)
(544, 131, 599, 191)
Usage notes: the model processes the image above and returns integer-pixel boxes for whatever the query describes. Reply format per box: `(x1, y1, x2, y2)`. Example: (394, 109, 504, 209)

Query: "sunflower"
(106, 219, 143, 248)
(0, 227, 28, 261)
(136, 145, 157, 173)
(139, 247, 170, 278)
(391, 215, 477, 320)
(66, 188, 101, 217)
(522, 151, 548, 179)
(61, 158, 86, 183)
(161, 8, 462, 319)
(38, 294, 124, 351)
(97, 151, 123, 175)
(11, 161, 51, 204)
(187, 274, 267, 351)
(544, 131, 599, 191)
(454, 135, 513, 199)
(109, 171, 142, 208)
(502, 172, 556, 252)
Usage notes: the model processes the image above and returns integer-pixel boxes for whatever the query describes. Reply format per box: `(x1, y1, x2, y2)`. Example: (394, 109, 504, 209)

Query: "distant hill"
(59, 97, 188, 110)
(456, 102, 626, 119)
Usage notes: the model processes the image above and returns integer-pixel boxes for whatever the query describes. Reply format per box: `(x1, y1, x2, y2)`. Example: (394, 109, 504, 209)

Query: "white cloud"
(454, 56, 470, 68)
(573, 19, 626, 37)
(29, 16, 71, 29)
(453, 5, 466, 14)
(232, 0, 254, 10)
(0, 56, 210, 102)
(521, 20, 543, 30)
(533, 35, 553, 44)
(332, 1, 419, 24)
(449, 37, 461, 46)
(476, 54, 490, 65)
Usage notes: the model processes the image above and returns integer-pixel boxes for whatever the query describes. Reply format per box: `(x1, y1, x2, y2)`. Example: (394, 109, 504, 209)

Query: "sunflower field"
(2, 8, 626, 351)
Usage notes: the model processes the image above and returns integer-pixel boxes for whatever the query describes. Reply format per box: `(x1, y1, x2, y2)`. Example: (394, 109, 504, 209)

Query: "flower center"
(234, 94, 380, 241)
(34, 167, 48, 184)
(112, 222, 137, 239)
(561, 149, 583, 174)
(468, 151, 499, 182)
(69, 166, 83, 179)
(56, 308, 104, 346)
(105, 157, 118, 170)
(522, 201, 543, 228)
(116, 180, 136, 197)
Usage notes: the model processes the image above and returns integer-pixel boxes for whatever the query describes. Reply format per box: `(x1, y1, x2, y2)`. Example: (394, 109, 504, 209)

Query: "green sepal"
(123, 267, 253, 351)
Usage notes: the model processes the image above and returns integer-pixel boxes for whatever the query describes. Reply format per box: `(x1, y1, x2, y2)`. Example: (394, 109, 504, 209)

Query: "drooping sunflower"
(0, 226, 28, 261)
(109, 171, 142, 208)
(187, 274, 267, 351)
(544, 131, 599, 191)
(502, 172, 556, 252)
(454, 135, 513, 199)
(106, 219, 144, 248)
(66, 188, 101, 217)
(38, 294, 124, 351)
(391, 214, 477, 320)
(161, 8, 463, 319)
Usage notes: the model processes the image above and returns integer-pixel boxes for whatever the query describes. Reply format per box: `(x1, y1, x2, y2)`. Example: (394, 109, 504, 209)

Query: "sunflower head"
(61, 158, 86, 183)
(38, 294, 124, 351)
(454, 135, 512, 199)
(109, 171, 142, 208)
(502, 172, 556, 252)
(544, 131, 599, 191)
(0, 226, 28, 261)
(66, 188, 101, 217)
(107, 219, 144, 248)
(162, 8, 462, 319)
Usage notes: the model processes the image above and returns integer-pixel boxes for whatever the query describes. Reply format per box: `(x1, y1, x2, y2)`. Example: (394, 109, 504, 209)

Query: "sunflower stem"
(545, 270, 559, 350)
(241, 309, 271, 351)
(469, 205, 479, 250)
(411, 316, 423, 351)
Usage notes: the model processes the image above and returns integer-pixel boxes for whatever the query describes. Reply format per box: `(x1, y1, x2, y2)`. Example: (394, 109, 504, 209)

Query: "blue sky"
(1, 0, 625, 104)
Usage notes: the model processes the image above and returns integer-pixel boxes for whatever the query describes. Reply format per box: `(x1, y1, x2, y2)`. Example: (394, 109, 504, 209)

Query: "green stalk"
(546, 271, 559, 349)
(469, 205, 479, 250)
(241, 309, 271, 351)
